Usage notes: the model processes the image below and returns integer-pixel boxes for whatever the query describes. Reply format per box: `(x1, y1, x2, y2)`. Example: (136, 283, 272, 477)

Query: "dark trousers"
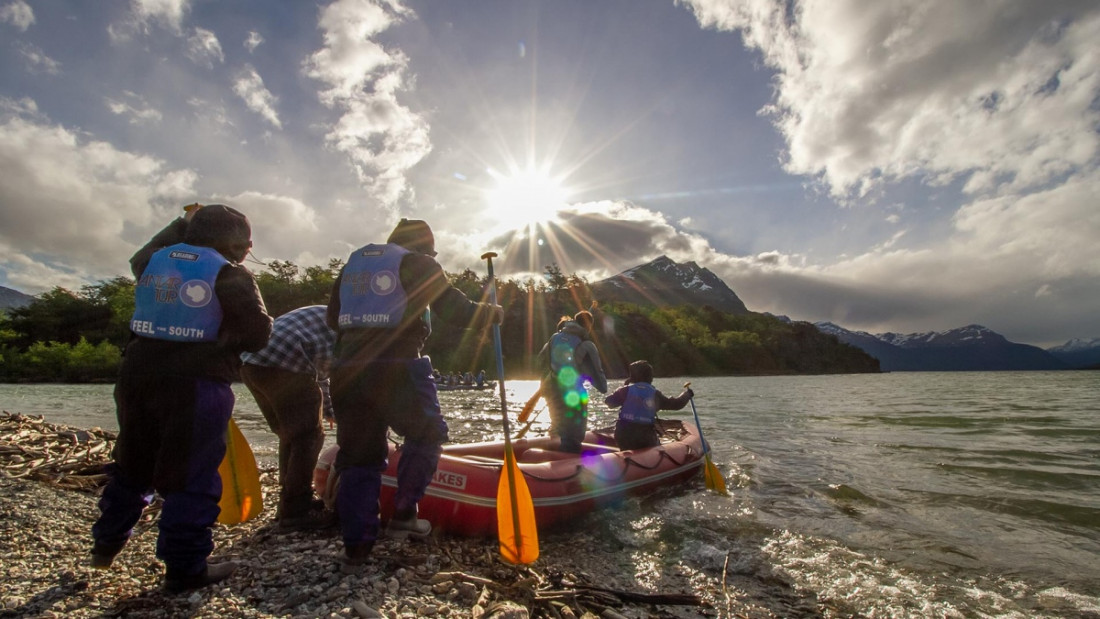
(240, 363, 325, 519)
(93, 374, 232, 577)
(330, 356, 448, 549)
(542, 375, 589, 453)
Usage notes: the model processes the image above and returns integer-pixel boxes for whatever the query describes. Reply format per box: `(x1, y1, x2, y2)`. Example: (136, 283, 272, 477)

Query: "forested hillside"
(0, 262, 878, 382)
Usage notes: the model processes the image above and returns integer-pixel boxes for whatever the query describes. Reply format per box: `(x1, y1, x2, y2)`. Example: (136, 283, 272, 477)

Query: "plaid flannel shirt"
(241, 305, 335, 418)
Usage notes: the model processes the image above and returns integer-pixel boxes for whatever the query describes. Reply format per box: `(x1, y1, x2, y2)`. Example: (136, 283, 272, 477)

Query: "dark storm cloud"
(486, 206, 692, 277)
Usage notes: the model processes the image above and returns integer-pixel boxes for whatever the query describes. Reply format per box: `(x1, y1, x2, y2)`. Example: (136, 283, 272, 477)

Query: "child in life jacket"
(605, 360, 694, 451)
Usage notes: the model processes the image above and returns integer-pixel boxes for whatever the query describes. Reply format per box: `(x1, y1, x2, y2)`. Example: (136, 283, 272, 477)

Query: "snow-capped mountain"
(1046, 338, 1100, 369)
(591, 255, 749, 314)
(816, 322, 1069, 371)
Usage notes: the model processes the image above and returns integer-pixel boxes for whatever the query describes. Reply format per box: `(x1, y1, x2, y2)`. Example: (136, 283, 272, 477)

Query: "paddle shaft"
(481, 251, 526, 557)
(688, 397, 711, 455)
(685, 383, 729, 495)
(515, 402, 545, 439)
(482, 253, 510, 435)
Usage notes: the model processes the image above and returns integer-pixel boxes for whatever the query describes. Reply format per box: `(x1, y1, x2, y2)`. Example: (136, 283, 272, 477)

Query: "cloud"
(473, 187, 1100, 346)
(0, 102, 196, 291)
(0, 0, 33, 31)
(669, 0, 1100, 343)
(186, 27, 224, 68)
(214, 191, 324, 267)
(233, 65, 281, 129)
(683, 0, 1100, 202)
(696, 169, 1100, 342)
(14, 42, 60, 75)
(302, 0, 430, 206)
(485, 201, 714, 280)
(131, 0, 190, 33)
(105, 92, 163, 125)
(244, 31, 264, 53)
(109, 0, 191, 41)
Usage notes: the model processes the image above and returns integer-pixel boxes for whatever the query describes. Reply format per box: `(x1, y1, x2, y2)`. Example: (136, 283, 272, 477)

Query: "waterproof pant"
(614, 419, 661, 451)
(542, 375, 589, 453)
(240, 363, 325, 519)
(330, 357, 448, 551)
(92, 374, 232, 577)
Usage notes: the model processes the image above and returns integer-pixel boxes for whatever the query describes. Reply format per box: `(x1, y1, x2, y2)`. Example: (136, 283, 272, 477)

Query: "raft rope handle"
(519, 448, 696, 484)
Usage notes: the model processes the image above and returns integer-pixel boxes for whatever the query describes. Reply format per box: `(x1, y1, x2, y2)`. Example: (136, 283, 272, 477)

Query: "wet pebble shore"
(0, 411, 778, 618)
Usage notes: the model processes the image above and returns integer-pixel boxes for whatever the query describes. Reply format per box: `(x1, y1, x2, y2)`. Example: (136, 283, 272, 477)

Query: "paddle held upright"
(481, 251, 539, 564)
(685, 382, 729, 496)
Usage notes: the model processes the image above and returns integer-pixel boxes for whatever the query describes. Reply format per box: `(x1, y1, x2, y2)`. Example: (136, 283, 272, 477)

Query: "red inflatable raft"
(313, 418, 705, 537)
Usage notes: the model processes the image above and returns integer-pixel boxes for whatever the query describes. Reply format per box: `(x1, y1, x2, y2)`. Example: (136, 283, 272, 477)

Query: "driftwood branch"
(571, 583, 703, 605)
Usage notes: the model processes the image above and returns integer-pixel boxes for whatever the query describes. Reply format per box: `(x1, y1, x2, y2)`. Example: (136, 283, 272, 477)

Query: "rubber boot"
(337, 542, 374, 574)
(163, 561, 238, 593)
(384, 506, 431, 540)
(88, 541, 125, 570)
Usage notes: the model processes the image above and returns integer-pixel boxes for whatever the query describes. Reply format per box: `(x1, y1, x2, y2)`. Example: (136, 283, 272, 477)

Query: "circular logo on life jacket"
(370, 271, 398, 295)
(179, 280, 213, 307)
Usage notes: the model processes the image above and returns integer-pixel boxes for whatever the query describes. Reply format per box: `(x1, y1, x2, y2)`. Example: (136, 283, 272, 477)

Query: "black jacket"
(122, 217, 272, 382)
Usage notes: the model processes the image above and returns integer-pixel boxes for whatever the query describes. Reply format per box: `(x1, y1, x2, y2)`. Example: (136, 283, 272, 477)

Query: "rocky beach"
(0, 412, 803, 619)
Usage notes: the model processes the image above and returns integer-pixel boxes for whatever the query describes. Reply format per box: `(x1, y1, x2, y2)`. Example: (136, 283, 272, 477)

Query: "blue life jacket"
(338, 243, 430, 333)
(130, 243, 226, 342)
(548, 330, 582, 374)
(618, 382, 658, 424)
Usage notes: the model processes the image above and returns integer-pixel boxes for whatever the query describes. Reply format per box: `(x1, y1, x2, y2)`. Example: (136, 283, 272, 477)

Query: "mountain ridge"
(590, 256, 1099, 372)
(815, 322, 1077, 371)
(0, 285, 34, 313)
(591, 255, 749, 315)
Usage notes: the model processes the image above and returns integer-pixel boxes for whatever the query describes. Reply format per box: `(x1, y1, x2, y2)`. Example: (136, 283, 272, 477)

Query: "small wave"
(822, 483, 890, 509)
(937, 462, 1100, 493)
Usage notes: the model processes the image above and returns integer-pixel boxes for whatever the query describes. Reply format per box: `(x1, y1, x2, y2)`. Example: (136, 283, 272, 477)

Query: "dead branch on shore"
(0, 411, 115, 491)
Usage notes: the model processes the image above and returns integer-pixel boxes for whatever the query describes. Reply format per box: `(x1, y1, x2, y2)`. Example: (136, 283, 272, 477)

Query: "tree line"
(0, 261, 879, 383)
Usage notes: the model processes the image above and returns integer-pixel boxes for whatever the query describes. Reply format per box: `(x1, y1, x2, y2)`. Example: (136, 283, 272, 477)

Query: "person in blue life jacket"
(537, 310, 608, 453)
(325, 218, 503, 572)
(605, 360, 694, 451)
(240, 305, 336, 532)
(90, 203, 272, 593)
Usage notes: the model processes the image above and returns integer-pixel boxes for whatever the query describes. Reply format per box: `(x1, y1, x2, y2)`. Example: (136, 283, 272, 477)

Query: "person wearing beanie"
(325, 218, 503, 571)
(89, 203, 272, 593)
(536, 309, 608, 453)
(605, 360, 694, 451)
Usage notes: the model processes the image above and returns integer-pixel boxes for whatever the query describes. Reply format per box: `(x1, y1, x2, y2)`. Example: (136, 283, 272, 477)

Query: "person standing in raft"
(90, 204, 272, 593)
(605, 360, 694, 451)
(326, 218, 503, 570)
(240, 305, 336, 531)
(537, 310, 608, 453)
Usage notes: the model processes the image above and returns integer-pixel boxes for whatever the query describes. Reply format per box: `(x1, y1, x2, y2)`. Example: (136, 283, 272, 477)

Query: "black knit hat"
(627, 360, 653, 384)
(573, 310, 594, 331)
(184, 204, 252, 261)
(387, 218, 436, 256)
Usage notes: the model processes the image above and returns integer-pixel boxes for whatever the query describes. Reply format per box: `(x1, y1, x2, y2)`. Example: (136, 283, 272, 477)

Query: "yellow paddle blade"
(703, 454, 729, 496)
(497, 447, 539, 564)
(217, 418, 264, 525)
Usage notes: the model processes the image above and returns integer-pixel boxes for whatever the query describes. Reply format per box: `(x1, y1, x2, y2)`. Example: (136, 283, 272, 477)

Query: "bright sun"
(484, 166, 569, 231)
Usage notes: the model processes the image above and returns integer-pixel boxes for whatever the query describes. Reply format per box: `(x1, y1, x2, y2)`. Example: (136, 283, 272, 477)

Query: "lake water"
(3, 372, 1099, 616)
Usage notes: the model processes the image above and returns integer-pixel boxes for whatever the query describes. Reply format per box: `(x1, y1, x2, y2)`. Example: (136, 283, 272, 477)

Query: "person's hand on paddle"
(489, 304, 504, 325)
